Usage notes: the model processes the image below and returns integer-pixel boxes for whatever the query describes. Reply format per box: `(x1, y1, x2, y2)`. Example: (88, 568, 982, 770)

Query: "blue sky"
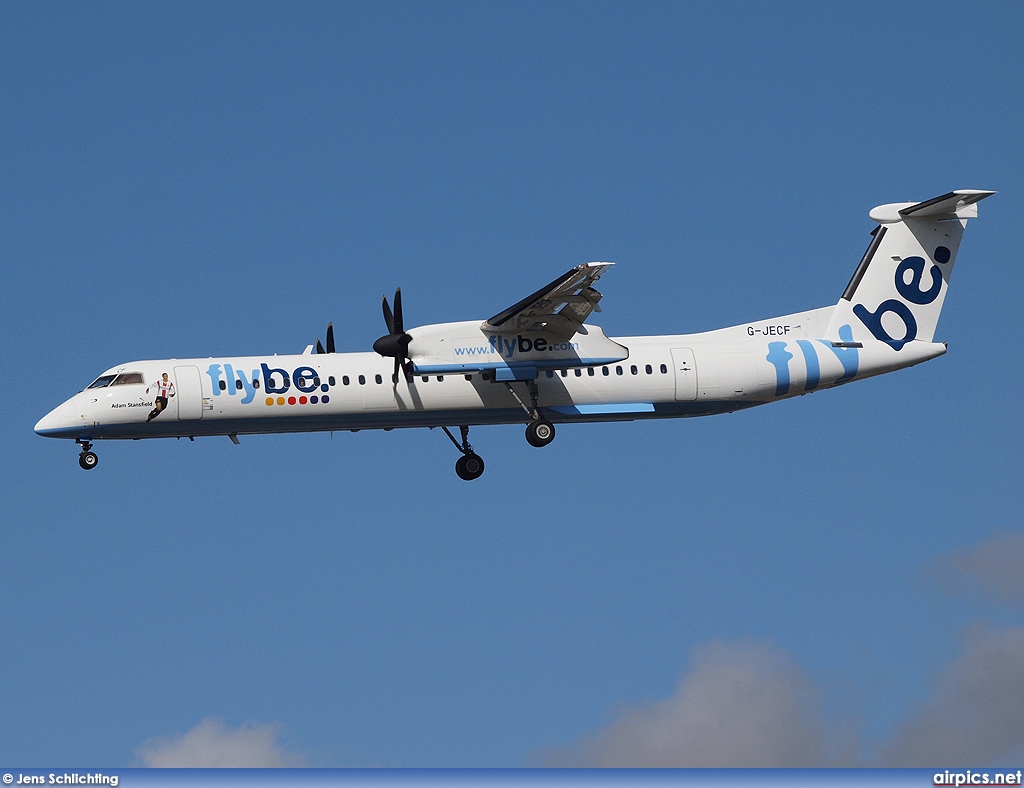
(3, 0, 1024, 768)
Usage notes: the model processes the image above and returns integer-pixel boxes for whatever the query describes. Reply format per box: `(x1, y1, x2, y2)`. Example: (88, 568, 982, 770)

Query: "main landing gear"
(525, 417, 555, 447)
(442, 425, 485, 481)
(503, 379, 556, 448)
(439, 378, 559, 479)
(76, 438, 98, 470)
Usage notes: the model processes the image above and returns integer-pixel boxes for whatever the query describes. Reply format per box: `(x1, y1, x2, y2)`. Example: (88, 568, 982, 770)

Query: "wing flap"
(482, 262, 614, 339)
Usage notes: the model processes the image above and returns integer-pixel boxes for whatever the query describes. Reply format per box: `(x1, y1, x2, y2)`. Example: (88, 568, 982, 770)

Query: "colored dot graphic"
(263, 394, 330, 405)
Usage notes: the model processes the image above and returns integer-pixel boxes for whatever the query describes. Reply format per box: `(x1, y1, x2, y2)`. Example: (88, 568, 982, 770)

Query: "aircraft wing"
(481, 262, 613, 340)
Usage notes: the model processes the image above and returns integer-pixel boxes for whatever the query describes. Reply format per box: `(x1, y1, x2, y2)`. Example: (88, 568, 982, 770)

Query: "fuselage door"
(174, 365, 204, 420)
(671, 348, 697, 401)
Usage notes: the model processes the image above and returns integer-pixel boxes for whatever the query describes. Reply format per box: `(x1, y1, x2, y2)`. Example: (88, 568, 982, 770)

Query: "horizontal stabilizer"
(870, 190, 995, 223)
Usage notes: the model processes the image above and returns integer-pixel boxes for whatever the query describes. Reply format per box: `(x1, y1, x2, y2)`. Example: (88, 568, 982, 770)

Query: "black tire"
(525, 418, 555, 447)
(455, 452, 485, 481)
(79, 451, 98, 470)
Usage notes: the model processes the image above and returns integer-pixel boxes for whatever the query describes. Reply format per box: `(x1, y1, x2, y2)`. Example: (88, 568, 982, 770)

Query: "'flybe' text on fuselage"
(205, 362, 335, 405)
(454, 335, 581, 360)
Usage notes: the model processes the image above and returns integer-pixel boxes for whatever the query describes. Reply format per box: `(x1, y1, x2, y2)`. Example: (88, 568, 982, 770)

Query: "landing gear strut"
(76, 438, 98, 470)
(502, 379, 557, 448)
(441, 425, 485, 481)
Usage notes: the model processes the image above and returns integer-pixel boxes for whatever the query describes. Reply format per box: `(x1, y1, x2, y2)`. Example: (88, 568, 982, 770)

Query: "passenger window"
(268, 377, 278, 388)
(343, 376, 350, 386)
(87, 375, 117, 389)
(253, 378, 260, 389)
(602, 366, 609, 376)
(646, 364, 653, 375)
(575, 369, 582, 377)
(437, 376, 444, 382)
(218, 380, 226, 391)
(359, 375, 366, 385)
(236, 379, 243, 391)
(465, 375, 473, 381)
(561, 370, 568, 378)
(314, 377, 321, 387)
(328, 376, 335, 386)
(375, 374, 382, 384)
(631, 365, 638, 375)
(422, 376, 429, 383)
(616, 366, 623, 375)
(588, 368, 595, 376)
(296, 377, 305, 386)
(112, 372, 144, 385)
(545, 371, 553, 378)
(661, 364, 668, 374)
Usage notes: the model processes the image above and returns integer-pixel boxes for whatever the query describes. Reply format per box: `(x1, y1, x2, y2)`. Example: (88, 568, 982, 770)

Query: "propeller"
(315, 322, 335, 354)
(373, 288, 414, 383)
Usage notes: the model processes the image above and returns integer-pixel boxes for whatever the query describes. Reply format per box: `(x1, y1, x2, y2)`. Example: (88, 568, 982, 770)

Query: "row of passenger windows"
(330, 365, 670, 384)
(121, 364, 673, 392)
(546, 363, 669, 378)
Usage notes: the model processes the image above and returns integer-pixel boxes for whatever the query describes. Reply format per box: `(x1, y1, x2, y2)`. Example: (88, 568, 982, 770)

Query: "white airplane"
(36, 189, 993, 480)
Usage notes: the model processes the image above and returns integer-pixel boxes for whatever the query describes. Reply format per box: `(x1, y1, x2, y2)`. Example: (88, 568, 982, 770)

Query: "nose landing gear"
(76, 438, 98, 470)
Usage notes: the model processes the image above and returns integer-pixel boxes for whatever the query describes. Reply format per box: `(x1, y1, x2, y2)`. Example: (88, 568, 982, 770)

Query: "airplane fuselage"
(34, 189, 993, 478)
(34, 306, 944, 443)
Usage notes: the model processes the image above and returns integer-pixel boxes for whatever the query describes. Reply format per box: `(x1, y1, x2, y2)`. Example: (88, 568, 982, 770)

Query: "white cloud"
(542, 640, 830, 767)
(931, 531, 1024, 605)
(542, 627, 1024, 768)
(136, 717, 307, 767)
(539, 532, 1024, 768)
(885, 626, 1024, 766)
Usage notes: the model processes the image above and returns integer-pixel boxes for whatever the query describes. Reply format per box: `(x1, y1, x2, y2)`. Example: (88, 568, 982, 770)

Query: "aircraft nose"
(34, 408, 60, 435)
(34, 397, 77, 437)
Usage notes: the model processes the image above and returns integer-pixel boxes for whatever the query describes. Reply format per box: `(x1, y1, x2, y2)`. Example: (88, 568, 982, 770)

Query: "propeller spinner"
(373, 288, 414, 383)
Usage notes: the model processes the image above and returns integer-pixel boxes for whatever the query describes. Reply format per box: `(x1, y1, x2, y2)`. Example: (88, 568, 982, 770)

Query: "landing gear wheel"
(525, 418, 555, 447)
(455, 453, 485, 481)
(79, 451, 98, 470)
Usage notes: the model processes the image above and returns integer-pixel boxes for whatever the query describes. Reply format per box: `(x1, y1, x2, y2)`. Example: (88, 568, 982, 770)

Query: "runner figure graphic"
(146, 372, 175, 421)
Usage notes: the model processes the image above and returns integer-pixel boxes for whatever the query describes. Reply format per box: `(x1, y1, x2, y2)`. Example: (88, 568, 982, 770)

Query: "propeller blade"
(376, 286, 413, 382)
(315, 338, 325, 354)
(393, 288, 404, 334)
(382, 295, 395, 335)
(326, 322, 335, 354)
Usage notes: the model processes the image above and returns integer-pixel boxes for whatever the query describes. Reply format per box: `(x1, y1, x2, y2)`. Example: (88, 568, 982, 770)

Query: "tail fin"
(826, 189, 994, 349)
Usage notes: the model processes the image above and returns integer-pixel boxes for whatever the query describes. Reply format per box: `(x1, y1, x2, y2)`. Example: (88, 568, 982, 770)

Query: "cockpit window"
(112, 372, 145, 385)
(87, 375, 118, 389)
